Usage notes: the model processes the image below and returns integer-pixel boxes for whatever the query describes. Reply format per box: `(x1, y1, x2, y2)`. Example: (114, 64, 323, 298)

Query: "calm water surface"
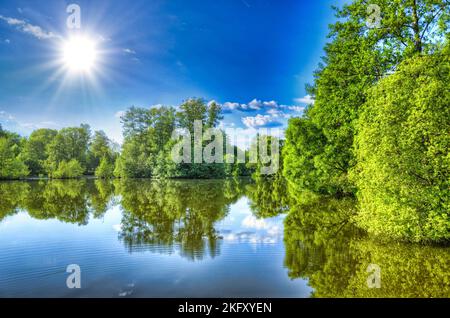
(0, 179, 449, 297)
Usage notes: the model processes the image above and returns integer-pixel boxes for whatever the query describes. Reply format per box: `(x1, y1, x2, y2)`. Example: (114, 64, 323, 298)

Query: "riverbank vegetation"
(0, 98, 257, 181)
(283, 0, 450, 242)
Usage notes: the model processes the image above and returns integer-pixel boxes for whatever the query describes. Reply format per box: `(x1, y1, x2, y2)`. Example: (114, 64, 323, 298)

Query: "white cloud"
(263, 100, 278, 108)
(295, 94, 315, 105)
(207, 100, 219, 107)
(266, 108, 289, 118)
(213, 98, 306, 130)
(223, 102, 241, 111)
(0, 16, 23, 25)
(112, 224, 122, 232)
(242, 114, 282, 128)
(221, 99, 280, 112)
(97, 35, 111, 42)
(4, 39, 10, 44)
(242, 215, 271, 230)
(0, 15, 58, 40)
(20, 121, 60, 130)
(247, 98, 262, 110)
(287, 106, 305, 113)
(123, 48, 136, 54)
(0, 110, 15, 121)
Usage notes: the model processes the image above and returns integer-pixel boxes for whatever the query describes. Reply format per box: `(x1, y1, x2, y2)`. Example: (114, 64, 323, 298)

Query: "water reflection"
(116, 178, 249, 260)
(0, 178, 448, 297)
(0, 180, 115, 225)
(284, 189, 450, 298)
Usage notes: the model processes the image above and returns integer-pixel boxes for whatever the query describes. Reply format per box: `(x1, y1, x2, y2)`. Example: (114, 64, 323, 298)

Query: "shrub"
(52, 159, 85, 179)
(95, 157, 114, 179)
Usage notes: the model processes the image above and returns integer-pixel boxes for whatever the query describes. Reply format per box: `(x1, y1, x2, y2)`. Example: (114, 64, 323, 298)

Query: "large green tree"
(115, 106, 176, 178)
(87, 130, 117, 175)
(0, 136, 29, 179)
(283, 0, 450, 195)
(116, 100, 231, 179)
(22, 128, 57, 176)
(45, 125, 91, 178)
(353, 52, 450, 242)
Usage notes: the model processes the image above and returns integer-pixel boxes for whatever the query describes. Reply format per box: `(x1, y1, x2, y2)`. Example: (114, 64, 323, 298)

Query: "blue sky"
(0, 0, 339, 143)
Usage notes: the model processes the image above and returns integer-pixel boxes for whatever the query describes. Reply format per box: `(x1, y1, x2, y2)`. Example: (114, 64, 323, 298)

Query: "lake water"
(0, 179, 449, 298)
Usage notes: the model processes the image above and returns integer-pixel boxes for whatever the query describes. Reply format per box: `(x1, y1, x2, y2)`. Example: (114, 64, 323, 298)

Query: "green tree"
(95, 157, 115, 179)
(22, 128, 57, 176)
(174, 99, 225, 178)
(284, 0, 450, 195)
(206, 101, 223, 128)
(46, 125, 90, 176)
(283, 118, 332, 194)
(352, 53, 450, 243)
(116, 101, 230, 179)
(247, 174, 289, 218)
(115, 106, 176, 178)
(0, 181, 30, 221)
(114, 133, 155, 178)
(283, 190, 450, 297)
(22, 180, 103, 225)
(0, 136, 29, 179)
(52, 159, 85, 179)
(87, 130, 117, 174)
(176, 98, 207, 133)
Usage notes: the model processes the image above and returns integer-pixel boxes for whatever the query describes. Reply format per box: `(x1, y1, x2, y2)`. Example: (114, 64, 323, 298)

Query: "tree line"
(0, 98, 262, 180)
(282, 0, 449, 242)
(0, 123, 119, 179)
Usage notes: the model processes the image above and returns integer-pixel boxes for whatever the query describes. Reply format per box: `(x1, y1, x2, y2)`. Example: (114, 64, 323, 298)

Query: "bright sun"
(62, 36, 98, 73)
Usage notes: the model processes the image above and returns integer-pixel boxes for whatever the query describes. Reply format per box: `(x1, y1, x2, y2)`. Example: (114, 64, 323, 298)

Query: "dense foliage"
(284, 0, 449, 194)
(353, 53, 450, 242)
(0, 123, 118, 180)
(283, 188, 450, 297)
(0, 131, 29, 179)
(114, 98, 254, 179)
(283, 0, 450, 242)
(0, 99, 257, 180)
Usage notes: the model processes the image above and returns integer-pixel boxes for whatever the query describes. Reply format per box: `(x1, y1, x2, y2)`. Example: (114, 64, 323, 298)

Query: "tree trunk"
(412, 0, 423, 53)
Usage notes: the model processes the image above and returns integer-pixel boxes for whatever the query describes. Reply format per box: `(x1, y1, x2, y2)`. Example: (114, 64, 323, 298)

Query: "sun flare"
(62, 36, 98, 73)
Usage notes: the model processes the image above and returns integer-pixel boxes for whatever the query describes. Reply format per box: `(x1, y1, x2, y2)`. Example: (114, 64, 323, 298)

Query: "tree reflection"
(246, 174, 289, 218)
(0, 181, 29, 221)
(88, 179, 116, 218)
(283, 187, 450, 298)
(25, 180, 91, 225)
(1, 177, 448, 296)
(115, 179, 248, 260)
(0, 178, 249, 261)
(0, 179, 115, 225)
